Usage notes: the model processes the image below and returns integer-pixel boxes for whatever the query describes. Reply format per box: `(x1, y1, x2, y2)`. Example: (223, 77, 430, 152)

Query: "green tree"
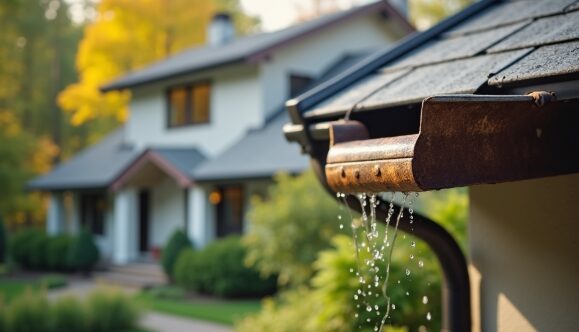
(243, 171, 341, 287)
(410, 0, 474, 29)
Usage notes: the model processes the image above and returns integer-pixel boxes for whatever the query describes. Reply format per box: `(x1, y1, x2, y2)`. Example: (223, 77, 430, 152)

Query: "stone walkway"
(48, 278, 233, 332)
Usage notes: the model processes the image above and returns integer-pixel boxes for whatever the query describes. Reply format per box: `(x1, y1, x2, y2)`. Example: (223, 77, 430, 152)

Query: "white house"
(28, 1, 413, 264)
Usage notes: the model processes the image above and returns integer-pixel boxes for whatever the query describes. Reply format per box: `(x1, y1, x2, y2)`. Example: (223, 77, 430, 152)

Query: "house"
(28, 1, 413, 265)
(283, 0, 579, 331)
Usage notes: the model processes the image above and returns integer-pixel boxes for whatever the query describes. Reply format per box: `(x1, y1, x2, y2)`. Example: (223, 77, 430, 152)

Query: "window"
(289, 74, 313, 97)
(215, 186, 245, 237)
(167, 81, 211, 127)
(80, 193, 106, 235)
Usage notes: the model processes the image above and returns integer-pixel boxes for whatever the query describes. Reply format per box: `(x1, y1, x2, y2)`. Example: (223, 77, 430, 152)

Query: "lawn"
(137, 292, 262, 326)
(0, 278, 38, 302)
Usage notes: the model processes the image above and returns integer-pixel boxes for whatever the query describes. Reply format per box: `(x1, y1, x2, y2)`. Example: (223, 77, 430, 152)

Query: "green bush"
(40, 274, 68, 290)
(87, 287, 140, 332)
(175, 236, 277, 298)
(46, 234, 73, 271)
(68, 229, 100, 273)
(28, 232, 49, 269)
(5, 289, 50, 332)
(50, 296, 87, 332)
(0, 298, 5, 332)
(0, 216, 6, 264)
(9, 229, 42, 268)
(161, 229, 191, 279)
(144, 285, 186, 300)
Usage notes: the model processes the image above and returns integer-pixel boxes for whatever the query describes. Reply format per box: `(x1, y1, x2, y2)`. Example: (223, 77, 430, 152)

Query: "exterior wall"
(260, 14, 405, 116)
(126, 64, 262, 157)
(150, 177, 186, 248)
(469, 174, 579, 332)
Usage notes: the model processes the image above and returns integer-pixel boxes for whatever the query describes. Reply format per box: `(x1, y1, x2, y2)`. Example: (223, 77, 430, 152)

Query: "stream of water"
(339, 192, 427, 331)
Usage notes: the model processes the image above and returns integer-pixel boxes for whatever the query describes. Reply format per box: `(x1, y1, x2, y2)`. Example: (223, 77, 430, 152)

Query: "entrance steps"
(95, 262, 167, 289)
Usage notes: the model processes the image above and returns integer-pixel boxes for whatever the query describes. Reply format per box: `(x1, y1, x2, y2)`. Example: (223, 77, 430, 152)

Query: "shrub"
(50, 296, 87, 332)
(175, 236, 277, 298)
(68, 229, 99, 273)
(0, 298, 5, 332)
(161, 229, 191, 279)
(0, 216, 6, 264)
(244, 171, 341, 287)
(9, 229, 42, 268)
(5, 289, 50, 332)
(40, 274, 68, 290)
(46, 234, 73, 271)
(86, 287, 141, 332)
(28, 232, 49, 269)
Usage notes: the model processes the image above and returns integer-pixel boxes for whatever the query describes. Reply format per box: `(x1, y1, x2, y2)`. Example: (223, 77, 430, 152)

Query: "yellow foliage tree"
(59, 0, 258, 125)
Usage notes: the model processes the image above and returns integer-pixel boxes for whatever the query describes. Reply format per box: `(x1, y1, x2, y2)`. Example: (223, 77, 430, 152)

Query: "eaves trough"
(282, 0, 579, 330)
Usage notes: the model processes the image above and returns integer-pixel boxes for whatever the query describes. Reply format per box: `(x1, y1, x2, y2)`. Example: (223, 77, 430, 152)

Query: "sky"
(240, 0, 371, 31)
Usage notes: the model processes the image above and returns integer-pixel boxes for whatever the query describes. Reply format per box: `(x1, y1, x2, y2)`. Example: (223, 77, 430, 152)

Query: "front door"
(138, 190, 150, 253)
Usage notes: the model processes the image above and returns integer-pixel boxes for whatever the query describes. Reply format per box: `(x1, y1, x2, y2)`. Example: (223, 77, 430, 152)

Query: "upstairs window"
(167, 81, 211, 127)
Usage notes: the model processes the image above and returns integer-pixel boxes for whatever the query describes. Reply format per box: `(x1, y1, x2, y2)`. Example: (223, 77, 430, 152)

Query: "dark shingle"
(27, 128, 140, 191)
(151, 148, 206, 175)
(307, 68, 410, 116)
(390, 22, 529, 69)
(489, 40, 579, 86)
(445, 0, 576, 37)
(488, 10, 579, 53)
(356, 48, 531, 109)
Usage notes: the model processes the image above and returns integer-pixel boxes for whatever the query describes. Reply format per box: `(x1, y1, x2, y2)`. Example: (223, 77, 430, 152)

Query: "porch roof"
(27, 128, 140, 191)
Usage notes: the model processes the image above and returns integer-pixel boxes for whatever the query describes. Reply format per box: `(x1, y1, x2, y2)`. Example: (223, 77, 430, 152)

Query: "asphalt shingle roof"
(300, 0, 579, 119)
(101, 1, 411, 92)
(27, 128, 140, 191)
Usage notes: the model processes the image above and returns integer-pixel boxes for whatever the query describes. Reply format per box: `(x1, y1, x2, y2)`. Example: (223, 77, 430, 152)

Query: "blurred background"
(0, 1, 471, 331)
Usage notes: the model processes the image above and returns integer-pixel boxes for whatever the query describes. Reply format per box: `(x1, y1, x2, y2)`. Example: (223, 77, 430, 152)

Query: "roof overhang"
(110, 150, 193, 191)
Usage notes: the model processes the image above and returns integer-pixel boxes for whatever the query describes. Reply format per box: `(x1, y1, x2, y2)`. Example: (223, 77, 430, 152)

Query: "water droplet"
(354, 295, 358, 300)
(374, 327, 378, 331)
(355, 313, 359, 318)
(374, 305, 379, 310)
(406, 291, 410, 296)
(411, 241, 416, 247)
(405, 268, 411, 276)
(418, 260, 424, 268)
(367, 318, 371, 322)
(391, 304, 396, 310)
(350, 268, 354, 273)
(366, 305, 372, 312)
(426, 312, 432, 321)
(410, 254, 415, 260)
(339, 224, 344, 229)
(397, 280, 401, 284)
(422, 296, 428, 304)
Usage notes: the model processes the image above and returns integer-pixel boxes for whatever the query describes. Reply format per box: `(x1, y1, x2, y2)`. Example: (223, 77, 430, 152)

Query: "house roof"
(110, 147, 206, 190)
(288, 0, 579, 119)
(27, 128, 140, 191)
(193, 52, 370, 182)
(100, 1, 413, 92)
(27, 129, 207, 191)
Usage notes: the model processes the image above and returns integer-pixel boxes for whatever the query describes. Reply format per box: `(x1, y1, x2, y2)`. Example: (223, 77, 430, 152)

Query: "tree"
(59, 0, 259, 126)
(243, 171, 342, 287)
(410, 0, 474, 30)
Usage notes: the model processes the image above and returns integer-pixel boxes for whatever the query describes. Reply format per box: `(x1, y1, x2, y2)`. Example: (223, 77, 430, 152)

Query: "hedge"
(174, 236, 277, 298)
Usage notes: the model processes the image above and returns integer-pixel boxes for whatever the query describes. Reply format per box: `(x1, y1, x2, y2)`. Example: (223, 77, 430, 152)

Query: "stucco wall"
(469, 174, 579, 332)
(261, 14, 405, 116)
(127, 64, 262, 157)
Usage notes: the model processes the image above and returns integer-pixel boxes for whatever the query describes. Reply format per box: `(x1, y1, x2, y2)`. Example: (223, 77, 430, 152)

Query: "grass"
(0, 278, 39, 302)
(137, 292, 262, 326)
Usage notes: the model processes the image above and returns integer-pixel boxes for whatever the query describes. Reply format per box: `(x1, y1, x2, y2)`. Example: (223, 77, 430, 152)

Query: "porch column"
(189, 187, 210, 248)
(47, 192, 64, 235)
(113, 189, 137, 264)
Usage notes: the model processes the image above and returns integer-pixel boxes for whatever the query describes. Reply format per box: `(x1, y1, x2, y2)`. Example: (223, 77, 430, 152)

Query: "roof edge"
(286, 0, 500, 120)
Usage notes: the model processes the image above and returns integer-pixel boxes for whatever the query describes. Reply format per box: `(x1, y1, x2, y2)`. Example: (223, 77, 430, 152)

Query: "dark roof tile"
(356, 48, 531, 109)
(445, 0, 576, 37)
(390, 21, 529, 68)
(489, 40, 579, 86)
(488, 10, 579, 53)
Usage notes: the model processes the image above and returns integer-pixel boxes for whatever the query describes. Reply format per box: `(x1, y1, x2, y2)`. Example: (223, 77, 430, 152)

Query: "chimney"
(389, 0, 408, 18)
(207, 12, 235, 46)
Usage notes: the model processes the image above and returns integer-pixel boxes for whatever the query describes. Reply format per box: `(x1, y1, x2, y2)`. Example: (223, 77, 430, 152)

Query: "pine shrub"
(0, 216, 6, 264)
(46, 234, 73, 271)
(5, 289, 50, 332)
(87, 288, 140, 332)
(161, 229, 191, 279)
(50, 296, 87, 332)
(68, 229, 100, 273)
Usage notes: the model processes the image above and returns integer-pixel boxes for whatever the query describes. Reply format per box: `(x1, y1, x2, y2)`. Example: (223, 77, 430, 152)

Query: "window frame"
(166, 80, 212, 128)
